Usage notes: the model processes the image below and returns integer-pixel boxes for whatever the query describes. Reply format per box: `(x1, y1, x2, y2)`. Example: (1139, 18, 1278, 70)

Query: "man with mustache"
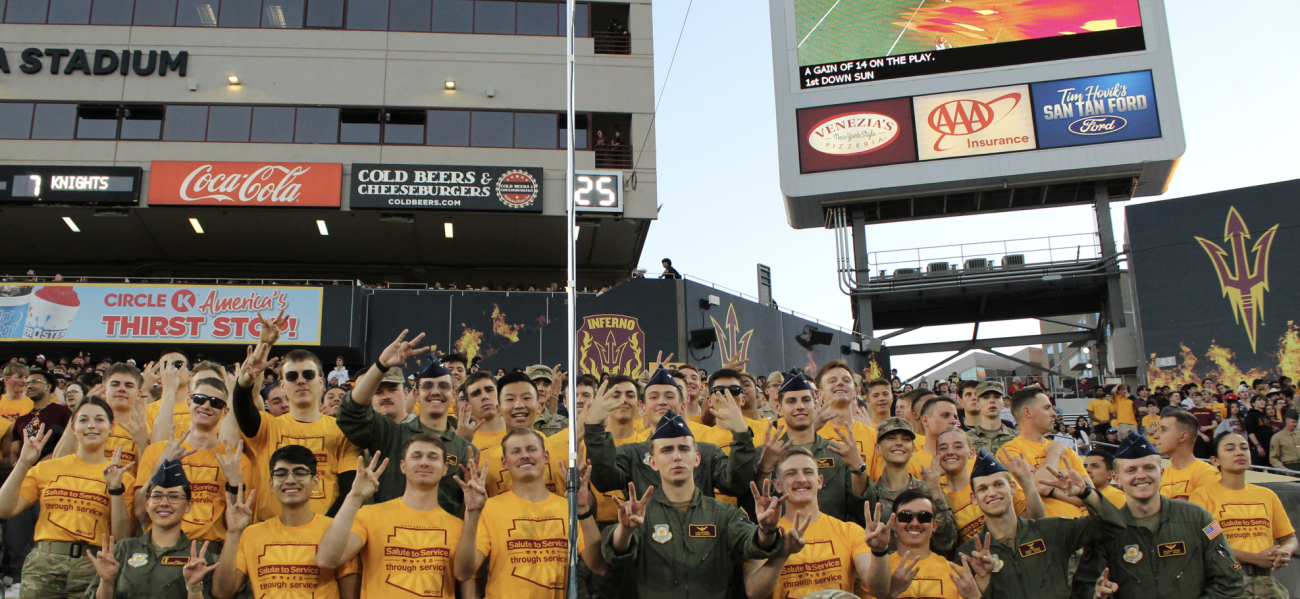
(337, 330, 474, 512)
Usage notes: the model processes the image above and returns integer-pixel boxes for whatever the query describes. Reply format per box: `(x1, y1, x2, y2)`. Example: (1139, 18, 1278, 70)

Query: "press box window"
(516, 1, 556, 35)
(514, 112, 557, 149)
(262, 0, 304, 27)
(389, 0, 429, 31)
(345, 0, 387, 30)
(207, 105, 252, 142)
(474, 0, 513, 34)
(560, 113, 588, 150)
(0, 103, 35, 140)
(76, 105, 120, 140)
(5, 0, 49, 23)
(120, 105, 164, 140)
(163, 105, 209, 141)
(470, 111, 512, 148)
(91, 0, 134, 23)
(295, 107, 339, 143)
(30, 104, 77, 140)
(340, 108, 381, 144)
(426, 110, 469, 146)
(220, 0, 262, 27)
(48, 0, 92, 24)
(384, 110, 425, 145)
(134, 0, 179, 25)
(251, 106, 296, 142)
(430, 0, 470, 32)
(176, 0, 218, 26)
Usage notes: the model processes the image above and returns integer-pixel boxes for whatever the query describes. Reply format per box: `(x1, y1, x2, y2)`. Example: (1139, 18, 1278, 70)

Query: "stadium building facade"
(0, 0, 656, 288)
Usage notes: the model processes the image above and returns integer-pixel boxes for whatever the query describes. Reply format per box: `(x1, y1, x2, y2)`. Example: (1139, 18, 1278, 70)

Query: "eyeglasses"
(711, 385, 743, 397)
(147, 492, 187, 504)
(271, 468, 316, 481)
(419, 381, 454, 392)
(190, 394, 227, 410)
(895, 510, 934, 524)
(284, 369, 317, 383)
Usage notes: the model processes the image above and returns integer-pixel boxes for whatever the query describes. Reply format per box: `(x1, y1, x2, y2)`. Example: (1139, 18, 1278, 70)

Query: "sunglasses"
(895, 510, 934, 524)
(711, 385, 743, 397)
(190, 394, 227, 410)
(171, 360, 185, 369)
(284, 369, 318, 383)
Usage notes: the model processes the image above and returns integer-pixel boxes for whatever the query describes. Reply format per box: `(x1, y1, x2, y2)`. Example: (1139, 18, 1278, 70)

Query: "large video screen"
(796, 0, 1144, 89)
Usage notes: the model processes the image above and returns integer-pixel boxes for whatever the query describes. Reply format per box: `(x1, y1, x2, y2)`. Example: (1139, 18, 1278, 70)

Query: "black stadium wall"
(1127, 178, 1300, 389)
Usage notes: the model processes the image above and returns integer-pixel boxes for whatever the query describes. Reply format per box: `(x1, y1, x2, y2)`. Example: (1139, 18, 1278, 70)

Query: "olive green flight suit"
(757, 434, 870, 526)
(600, 488, 783, 599)
(956, 493, 1125, 599)
(336, 391, 475, 516)
(83, 533, 220, 599)
(1071, 496, 1245, 599)
(582, 423, 757, 500)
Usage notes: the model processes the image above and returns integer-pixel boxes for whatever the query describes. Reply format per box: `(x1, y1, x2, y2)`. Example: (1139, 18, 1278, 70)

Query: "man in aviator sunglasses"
(865, 487, 984, 599)
(133, 372, 251, 548)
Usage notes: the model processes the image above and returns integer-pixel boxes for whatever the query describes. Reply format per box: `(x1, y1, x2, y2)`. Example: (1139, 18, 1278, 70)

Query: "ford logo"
(1069, 115, 1128, 136)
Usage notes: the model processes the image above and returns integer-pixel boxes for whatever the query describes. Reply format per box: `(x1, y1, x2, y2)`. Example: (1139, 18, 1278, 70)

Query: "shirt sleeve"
(133, 444, 159, 497)
(336, 555, 362, 579)
(235, 533, 249, 577)
(335, 434, 362, 474)
(1270, 490, 1295, 540)
(846, 522, 869, 559)
(335, 391, 395, 452)
(475, 504, 492, 559)
(18, 462, 41, 505)
(351, 507, 370, 546)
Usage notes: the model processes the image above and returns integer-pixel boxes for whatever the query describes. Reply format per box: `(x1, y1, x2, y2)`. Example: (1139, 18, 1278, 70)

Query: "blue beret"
(970, 450, 1008, 480)
(649, 409, 693, 441)
(646, 368, 679, 389)
(1114, 431, 1160, 459)
(151, 459, 190, 489)
(418, 359, 452, 380)
(779, 372, 814, 394)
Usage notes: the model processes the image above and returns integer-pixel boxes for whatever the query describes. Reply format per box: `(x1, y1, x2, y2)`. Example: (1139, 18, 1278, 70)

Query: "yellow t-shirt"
(105, 422, 147, 470)
(944, 480, 1027, 544)
(0, 418, 11, 460)
(1160, 459, 1220, 501)
(1113, 398, 1138, 426)
(236, 513, 359, 598)
(1209, 403, 1227, 420)
(20, 454, 135, 543)
(0, 395, 33, 421)
(244, 412, 363, 521)
(145, 399, 192, 439)
(482, 433, 568, 497)
(997, 436, 1088, 518)
(133, 439, 254, 542)
(473, 427, 509, 453)
(816, 421, 886, 479)
(1141, 415, 1161, 443)
(770, 513, 867, 598)
(351, 498, 463, 598)
(1086, 399, 1114, 424)
(1098, 484, 1126, 509)
(1189, 482, 1295, 554)
(476, 491, 583, 599)
(864, 552, 962, 599)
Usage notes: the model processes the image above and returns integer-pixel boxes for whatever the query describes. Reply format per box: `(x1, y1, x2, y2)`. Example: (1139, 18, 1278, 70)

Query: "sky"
(634, 0, 1300, 379)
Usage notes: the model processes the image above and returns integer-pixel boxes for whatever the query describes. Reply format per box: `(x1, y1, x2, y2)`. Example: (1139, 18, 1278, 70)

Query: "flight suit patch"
(1157, 542, 1186, 558)
(1017, 539, 1046, 558)
(816, 458, 835, 469)
(990, 554, 1004, 573)
(446, 454, 458, 466)
(652, 525, 672, 544)
(643, 453, 652, 466)
(688, 525, 717, 538)
(127, 553, 148, 568)
(159, 556, 190, 566)
(1123, 545, 1143, 564)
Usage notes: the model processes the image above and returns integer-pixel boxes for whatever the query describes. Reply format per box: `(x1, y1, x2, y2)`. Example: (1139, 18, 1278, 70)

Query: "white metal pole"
(564, 0, 579, 596)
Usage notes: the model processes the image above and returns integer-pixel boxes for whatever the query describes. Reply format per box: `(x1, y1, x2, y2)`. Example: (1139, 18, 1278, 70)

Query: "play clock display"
(0, 165, 141, 205)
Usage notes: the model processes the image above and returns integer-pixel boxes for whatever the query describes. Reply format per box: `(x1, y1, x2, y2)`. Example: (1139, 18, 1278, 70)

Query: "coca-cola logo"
(178, 164, 310, 204)
(927, 93, 1021, 151)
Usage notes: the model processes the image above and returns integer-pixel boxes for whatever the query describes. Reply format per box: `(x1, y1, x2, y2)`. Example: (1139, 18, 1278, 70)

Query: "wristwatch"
(851, 463, 868, 476)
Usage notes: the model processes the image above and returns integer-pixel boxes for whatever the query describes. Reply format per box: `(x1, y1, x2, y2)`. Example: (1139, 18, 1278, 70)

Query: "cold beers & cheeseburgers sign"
(148, 161, 342, 207)
(349, 164, 543, 213)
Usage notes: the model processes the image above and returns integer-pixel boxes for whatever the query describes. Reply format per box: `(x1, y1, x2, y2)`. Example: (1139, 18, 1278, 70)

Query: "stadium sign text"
(0, 48, 187, 76)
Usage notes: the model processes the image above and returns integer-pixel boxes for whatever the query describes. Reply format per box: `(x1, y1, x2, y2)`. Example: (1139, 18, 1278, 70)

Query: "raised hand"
(225, 484, 256, 534)
(86, 534, 120, 582)
(722, 358, 750, 372)
(103, 447, 128, 490)
(779, 510, 812, 557)
(378, 330, 431, 369)
(585, 381, 617, 425)
(812, 401, 835, 433)
(1045, 465, 1090, 497)
(1005, 454, 1036, 484)
(215, 441, 244, 488)
(613, 482, 653, 530)
(182, 540, 220, 588)
(949, 554, 983, 599)
(455, 411, 480, 444)
(454, 458, 489, 513)
(710, 389, 747, 433)
(864, 502, 895, 553)
(121, 397, 150, 446)
(349, 452, 389, 500)
(649, 351, 674, 374)
(564, 454, 595, 512)
(889, 551, 923, 597)
(239, 343, 279, 382)
(141, 361, 163, 395)
(965, 533, 997, 579)
(161, 361, 189, 399)
(920, 465, 944, 496)
(827, 424, 865, 473)
(256, 308, 288, 346)
(1095, 567, 1118, 598)
(550, 365, 566, 400)
(160, 430, 198, 464)
(16, 424, 52, 468)
(751, 479, 786, 532)
(758, 421, 791, 474)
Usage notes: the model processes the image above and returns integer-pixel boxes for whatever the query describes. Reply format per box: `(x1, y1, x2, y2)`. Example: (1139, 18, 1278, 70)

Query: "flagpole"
(564, 0, 579, 596)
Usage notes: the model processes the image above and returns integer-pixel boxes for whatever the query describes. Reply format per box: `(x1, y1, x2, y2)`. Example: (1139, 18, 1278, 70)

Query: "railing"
(594, 30, 632, 54)
(868, 232, 1103, 275)
(638, 270, 857, 337)
(595, 144, 632, 169)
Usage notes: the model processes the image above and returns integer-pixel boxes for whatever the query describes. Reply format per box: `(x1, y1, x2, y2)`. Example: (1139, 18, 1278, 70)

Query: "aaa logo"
(1195, 207, 1278, 353)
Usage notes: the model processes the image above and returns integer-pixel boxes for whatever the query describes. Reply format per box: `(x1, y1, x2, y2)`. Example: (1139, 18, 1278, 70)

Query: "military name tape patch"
(816, 458, 835, 469)
(160, 556, 191, 566)
(1157, 542, 1186, 558)
(1017, 539, 1047, 558)
(688, 524, 717, 538)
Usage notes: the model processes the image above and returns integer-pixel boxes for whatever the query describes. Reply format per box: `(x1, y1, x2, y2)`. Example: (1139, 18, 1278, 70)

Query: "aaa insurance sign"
(0, 283, 322, 344)
(1032, 71, 1161, 149)
(913, 85, 1036, 161)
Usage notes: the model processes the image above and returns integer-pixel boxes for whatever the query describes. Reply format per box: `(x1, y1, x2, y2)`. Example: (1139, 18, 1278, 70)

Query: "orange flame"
(865, 354, 883, 381)
(491, 304, 526, 343)
(1147, 321, 1300, 388)
(456, 327, 483, 363)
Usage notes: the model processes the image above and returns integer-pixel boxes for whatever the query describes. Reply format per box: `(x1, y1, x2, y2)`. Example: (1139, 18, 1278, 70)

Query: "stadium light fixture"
(189, 218, 204, 234)
(444, 80, 456, 91)
(227, 75, 240, 85)
(444, 222, 454, 238)
(62, 217, 80, 232)
(316, 220, 329, 235)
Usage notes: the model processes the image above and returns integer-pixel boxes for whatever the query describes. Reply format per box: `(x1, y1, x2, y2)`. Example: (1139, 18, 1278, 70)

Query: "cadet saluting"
(601, 410, 786, 599)
(1079, 432, 1244, 599)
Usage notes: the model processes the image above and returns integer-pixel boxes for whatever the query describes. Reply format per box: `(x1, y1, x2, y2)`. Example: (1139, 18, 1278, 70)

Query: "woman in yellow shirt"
(0, 397, 135, 598)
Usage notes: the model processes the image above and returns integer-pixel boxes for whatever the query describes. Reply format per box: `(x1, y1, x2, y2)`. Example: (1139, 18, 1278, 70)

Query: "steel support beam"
(888, 330, 1095, 356)
(985, 349, 1072, 379)
(850, 210, 874, 336)
(1095, 182, 1126, 329)
(904, 351, 963, 384)
(879, 327, 920, 341)
(1036, 316, 1097, 331)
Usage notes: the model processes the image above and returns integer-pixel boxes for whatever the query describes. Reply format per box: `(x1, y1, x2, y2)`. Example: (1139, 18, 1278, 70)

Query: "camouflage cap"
(525, 364, 554, 381)
(875, 417, 916, 440)
(975, 381, 1005, 397)
(381, 367, 405, 385)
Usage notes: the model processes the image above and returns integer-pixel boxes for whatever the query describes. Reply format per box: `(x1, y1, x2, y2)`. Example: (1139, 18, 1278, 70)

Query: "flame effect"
(710, 304, 754, 370)
(865, 354, 883, 381)
(491, 304, 526, 343)
(456, 327, 483, 363)
(1147, 321, 1300, 388)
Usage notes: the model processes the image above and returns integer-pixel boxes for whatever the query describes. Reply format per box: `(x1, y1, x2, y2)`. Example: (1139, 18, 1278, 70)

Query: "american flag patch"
(1203, 522, 1222, 540)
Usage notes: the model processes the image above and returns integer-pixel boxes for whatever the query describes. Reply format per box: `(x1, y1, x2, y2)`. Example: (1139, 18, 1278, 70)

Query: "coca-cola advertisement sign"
(147, 161, 342, 207)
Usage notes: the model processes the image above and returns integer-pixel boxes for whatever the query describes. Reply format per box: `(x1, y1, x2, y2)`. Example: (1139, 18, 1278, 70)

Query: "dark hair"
(574, 374, 601, 390)
(158, 348, 189, 362)
(1087, 448, 1114, 471)
(1165, 410, 1200, 435)
(28, 370, 56, 388)
(105, 362, 143, 385)
(441, 352, 469, 367)
(269, 445, 317, 473)
(192, 377, 228, 397)
(954, 380, 979, 395)
(460, 370, 497, 397)
(496, 371, 537, 394)
(866, 377, 892, 391)
(1009, 387, 1046, 420)
(707, 368, 744, 387)
(920, 395, 957, 416)
(280, 350, 323, 375)
(72, 396, 115, 425)
(145, 480, 192, 502)
(402, 431, 447, 460)
(1211, 430, 1249, 458)
(897, 389, 932, 411)
(605, 374, 640, 396)
(893, 488, 935, 513)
